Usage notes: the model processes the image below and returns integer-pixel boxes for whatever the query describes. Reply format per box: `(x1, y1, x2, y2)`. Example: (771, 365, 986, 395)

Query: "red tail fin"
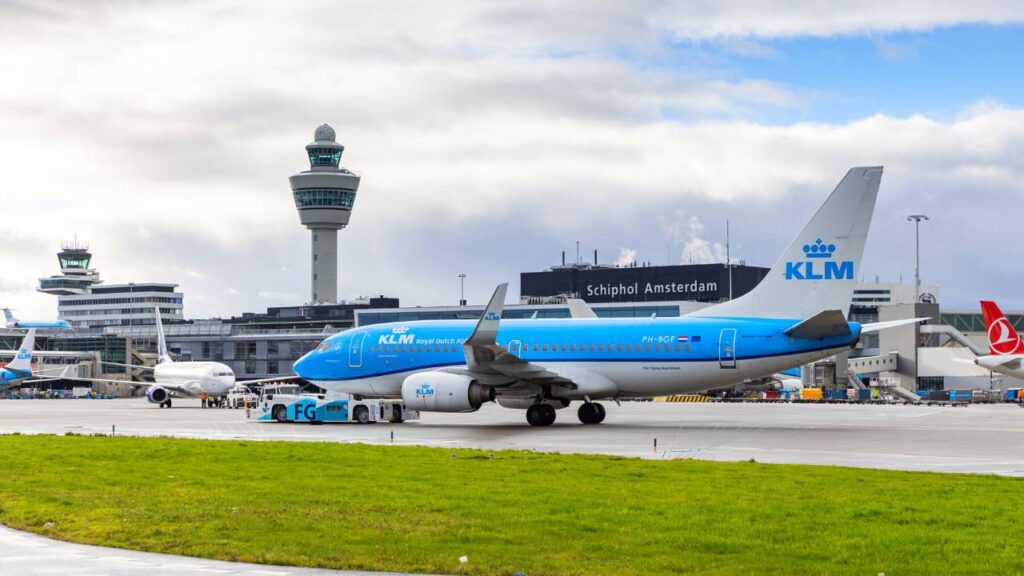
(980, 300, 1024, 355)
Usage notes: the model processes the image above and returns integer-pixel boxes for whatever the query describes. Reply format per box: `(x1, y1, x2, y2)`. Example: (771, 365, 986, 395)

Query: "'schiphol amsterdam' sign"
(585, 280, 719, 300)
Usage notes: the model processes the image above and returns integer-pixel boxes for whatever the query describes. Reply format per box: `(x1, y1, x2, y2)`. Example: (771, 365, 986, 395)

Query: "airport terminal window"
(268, 360, 279, 374)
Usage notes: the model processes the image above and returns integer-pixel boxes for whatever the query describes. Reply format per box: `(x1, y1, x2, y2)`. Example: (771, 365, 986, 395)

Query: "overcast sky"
(2, 1, 1024, 319)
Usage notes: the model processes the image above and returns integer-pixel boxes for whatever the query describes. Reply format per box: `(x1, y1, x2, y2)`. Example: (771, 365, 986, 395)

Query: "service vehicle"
(227, 384, 258, 408)
(253, 383, 419, 424)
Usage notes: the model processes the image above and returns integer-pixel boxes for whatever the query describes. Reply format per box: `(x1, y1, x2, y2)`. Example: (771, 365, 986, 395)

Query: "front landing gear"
(526, 403, 556, 427)
(577, 402, 606, 425)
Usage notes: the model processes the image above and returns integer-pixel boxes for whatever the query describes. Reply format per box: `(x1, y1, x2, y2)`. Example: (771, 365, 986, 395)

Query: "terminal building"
(37, 242, 184, 329)
(520, 258, 768, 304)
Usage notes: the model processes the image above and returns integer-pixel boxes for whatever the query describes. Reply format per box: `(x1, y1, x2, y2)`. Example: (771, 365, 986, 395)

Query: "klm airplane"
(3, 309, 71, 330)
(294, 167, 918, 426)
(0, 330, 70, 391)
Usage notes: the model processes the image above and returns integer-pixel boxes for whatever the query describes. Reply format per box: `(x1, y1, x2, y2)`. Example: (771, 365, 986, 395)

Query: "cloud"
(613, 248, 638, 267)
(258, 291, 298, 302)
(664, 214, 728, 265)
(873, 37, 920, 62)
(1, 2, 1023, 319)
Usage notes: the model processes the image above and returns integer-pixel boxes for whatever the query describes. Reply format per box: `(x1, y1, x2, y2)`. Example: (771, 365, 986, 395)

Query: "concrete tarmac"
(1, 398, 1023, 475)
(0, 524, 427, 576)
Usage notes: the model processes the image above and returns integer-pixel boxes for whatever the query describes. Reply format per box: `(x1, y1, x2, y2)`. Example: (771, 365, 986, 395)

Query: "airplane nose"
(293, 353, 312, 378)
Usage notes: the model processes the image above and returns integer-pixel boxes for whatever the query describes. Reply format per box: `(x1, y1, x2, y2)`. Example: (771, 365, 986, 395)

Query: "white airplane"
(966, 300, 1024, 379)
(1, 330, 75, 391)
(75, 308, 286, 407)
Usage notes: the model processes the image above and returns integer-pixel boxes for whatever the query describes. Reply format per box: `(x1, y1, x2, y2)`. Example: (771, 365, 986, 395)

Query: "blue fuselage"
(10, 321, 71, 330)
(293, 316, 861, 399)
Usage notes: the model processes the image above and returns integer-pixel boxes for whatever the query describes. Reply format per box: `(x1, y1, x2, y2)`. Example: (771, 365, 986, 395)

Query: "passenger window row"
(366, 342, 688, 354)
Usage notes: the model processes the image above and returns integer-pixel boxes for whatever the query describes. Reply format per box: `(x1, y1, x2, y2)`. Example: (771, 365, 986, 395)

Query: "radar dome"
(314, 124, 336, 142)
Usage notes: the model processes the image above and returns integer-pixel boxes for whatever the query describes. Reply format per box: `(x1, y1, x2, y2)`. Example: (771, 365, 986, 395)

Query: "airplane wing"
(235, 376, 301, 386)
(98, 361, 156, 371)
(440, 283, 575, 389)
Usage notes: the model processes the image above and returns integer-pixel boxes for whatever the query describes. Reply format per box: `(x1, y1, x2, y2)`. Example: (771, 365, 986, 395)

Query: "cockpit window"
(316, 342, 331, 353)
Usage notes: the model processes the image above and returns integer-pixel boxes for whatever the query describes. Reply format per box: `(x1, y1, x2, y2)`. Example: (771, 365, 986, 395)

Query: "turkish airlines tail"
(980, 300, 1024, 355)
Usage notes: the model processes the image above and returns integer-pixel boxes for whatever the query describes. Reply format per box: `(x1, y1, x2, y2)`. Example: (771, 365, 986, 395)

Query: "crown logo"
(802, 238, 836, 259)
(392, 326, 409, 334)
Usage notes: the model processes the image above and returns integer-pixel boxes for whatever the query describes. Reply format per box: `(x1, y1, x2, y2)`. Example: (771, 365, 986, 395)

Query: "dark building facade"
(520, 263, 769, 304)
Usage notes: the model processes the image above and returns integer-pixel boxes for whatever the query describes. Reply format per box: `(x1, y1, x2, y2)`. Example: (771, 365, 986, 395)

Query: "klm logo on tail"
(785, 239, 854, 281)
(16, 349, 31, 360)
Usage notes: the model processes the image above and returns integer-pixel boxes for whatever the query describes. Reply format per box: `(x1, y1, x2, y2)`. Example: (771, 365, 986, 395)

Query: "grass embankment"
(0, 436, 1020, 575)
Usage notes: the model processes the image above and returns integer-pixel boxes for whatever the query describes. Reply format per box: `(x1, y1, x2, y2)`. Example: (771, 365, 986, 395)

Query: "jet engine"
(146, 386, 169, 404)
(401, 372, 494, 412)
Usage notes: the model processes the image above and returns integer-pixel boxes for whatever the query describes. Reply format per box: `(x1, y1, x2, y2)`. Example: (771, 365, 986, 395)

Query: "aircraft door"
(507, 340, 523, 357)
(348, 332, 367, 368)
(718, 328, 737, 369)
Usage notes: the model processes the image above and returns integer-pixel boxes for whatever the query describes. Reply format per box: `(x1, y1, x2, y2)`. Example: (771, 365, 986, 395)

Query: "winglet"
(567, 299, 598, 319)
(465, 283, 507, 346)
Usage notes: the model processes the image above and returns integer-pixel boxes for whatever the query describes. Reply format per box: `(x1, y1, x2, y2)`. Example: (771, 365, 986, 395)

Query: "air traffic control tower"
(289, 124, 361, 304)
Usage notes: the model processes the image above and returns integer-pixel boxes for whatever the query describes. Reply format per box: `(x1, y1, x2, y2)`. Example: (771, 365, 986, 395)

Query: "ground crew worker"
(201, 393, 207, 408)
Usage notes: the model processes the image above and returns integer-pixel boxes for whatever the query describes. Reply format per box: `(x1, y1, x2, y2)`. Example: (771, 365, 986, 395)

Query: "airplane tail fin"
(6, 329, 36, 373)
(3, 308, 15, 324)
(980, 300, 1024, 355)
(690, 166, 882, 320)
(155, 307, 172, 364)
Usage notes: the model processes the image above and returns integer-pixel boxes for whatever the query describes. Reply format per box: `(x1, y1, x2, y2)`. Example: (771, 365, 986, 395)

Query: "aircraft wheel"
(527, 403, 556, 427)
(354, 405, 371, 424)
(577, 402, 601, 425)
(273, 405, 288, 423)
(162, 399, 172, 408)
(594, 402, 606, 423)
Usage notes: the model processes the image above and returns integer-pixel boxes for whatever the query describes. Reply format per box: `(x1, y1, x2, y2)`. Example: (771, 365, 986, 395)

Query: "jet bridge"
(846, 351, 921, 403)
(919, 324, 986, 356)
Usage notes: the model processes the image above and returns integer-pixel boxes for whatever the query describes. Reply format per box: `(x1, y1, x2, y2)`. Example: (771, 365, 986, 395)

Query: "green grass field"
(0, 435, 1021, 575)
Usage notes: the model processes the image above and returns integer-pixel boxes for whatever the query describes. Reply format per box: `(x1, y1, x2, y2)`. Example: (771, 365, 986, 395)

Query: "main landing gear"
(577, 402, 606, 425)
(525, 402, 607, 426)
(526, 403, 557, 427)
